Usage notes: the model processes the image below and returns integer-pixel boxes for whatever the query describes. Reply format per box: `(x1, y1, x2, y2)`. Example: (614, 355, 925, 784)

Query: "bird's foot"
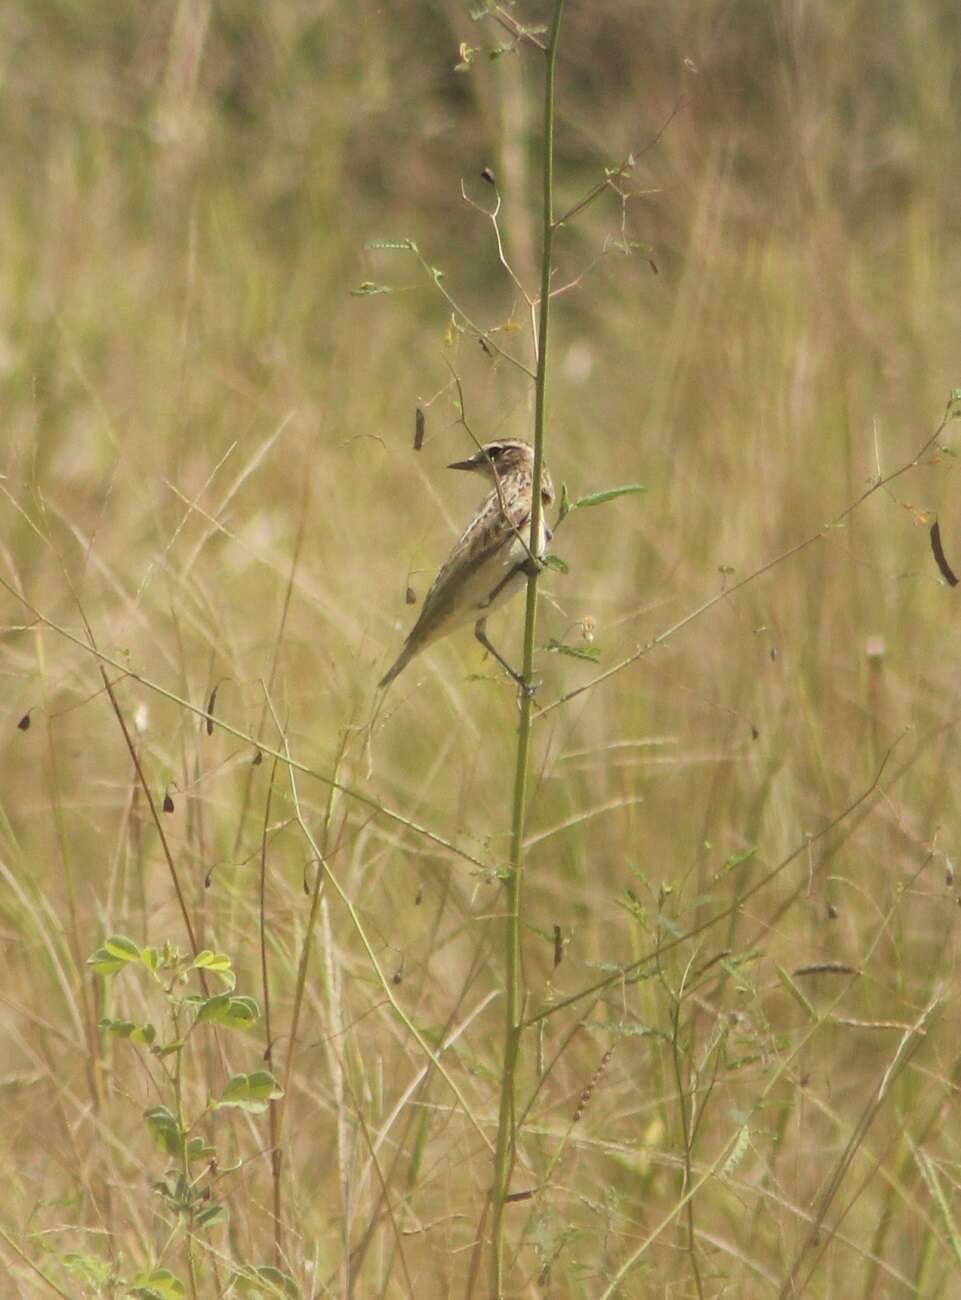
(512, 674, 538, 701)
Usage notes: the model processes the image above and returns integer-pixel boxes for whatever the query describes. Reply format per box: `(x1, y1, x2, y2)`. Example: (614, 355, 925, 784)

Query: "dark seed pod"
(931, 520, 959, 586)
(205, 684, 219, 736)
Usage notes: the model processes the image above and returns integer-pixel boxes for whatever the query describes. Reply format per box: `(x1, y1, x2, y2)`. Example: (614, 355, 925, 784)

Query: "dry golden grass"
(2, 3, 961, 1296)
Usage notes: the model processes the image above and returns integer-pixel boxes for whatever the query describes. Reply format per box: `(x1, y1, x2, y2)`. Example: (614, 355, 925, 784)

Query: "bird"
(379, 439, 555, 690)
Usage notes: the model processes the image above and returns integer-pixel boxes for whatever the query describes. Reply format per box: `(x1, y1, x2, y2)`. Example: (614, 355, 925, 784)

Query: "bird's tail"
(378, 643, 414, 690)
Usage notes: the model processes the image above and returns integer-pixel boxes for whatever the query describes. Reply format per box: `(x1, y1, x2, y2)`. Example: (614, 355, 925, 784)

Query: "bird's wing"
(406, 493, 527, 647)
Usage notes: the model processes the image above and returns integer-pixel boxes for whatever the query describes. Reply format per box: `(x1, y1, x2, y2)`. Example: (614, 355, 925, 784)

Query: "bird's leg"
(474, 618, 535, 696)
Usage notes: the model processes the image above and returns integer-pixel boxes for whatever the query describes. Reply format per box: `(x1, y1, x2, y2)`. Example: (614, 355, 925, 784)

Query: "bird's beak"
(447, 453, 482, 472)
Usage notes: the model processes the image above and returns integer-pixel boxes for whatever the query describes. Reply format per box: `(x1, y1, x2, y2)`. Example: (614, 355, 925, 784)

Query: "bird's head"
(448, 439, 555, 504)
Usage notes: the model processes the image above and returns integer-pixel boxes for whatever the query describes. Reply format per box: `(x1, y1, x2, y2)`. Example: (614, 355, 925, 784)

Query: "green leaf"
(542, 639, 601, 663)
(106, 935, 142, 961)
(195, 1203, 228, 1230)
(557, 481, 572, 523)
(192, 951, 236, 988)
(197, 994, 259, 1031)
(350, 281, 394, 297)
(99, 1017, 135, 1037)
(99, 1017, 156, 1046)
(215, 1070, 284, 1113)
(573, 484, 647, 509)
(541, 553, 569, 574)
(144, 1106, 184, 1159)
(87, 948, 125, 975)
(231, 1265, 301, 1299)
(152, 1171, 190, 1211)
(88, 934, 141, 974)
(363, 238, 414, 251)
(128, 1269, 187, 1300)
(185, 1135, 216, 1163)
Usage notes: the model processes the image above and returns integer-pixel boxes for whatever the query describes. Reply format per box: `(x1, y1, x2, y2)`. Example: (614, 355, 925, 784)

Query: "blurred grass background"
(3, 1, 961, 1295)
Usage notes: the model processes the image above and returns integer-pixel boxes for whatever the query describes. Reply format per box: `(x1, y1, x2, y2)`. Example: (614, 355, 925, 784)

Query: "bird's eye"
(485, 444, 503, 459)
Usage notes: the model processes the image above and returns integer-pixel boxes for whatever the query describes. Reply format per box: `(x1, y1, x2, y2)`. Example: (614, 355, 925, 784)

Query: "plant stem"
(490, 2, 566, 1291)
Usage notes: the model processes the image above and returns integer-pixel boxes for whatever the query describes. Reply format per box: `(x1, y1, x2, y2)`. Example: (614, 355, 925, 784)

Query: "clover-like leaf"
(214, 1070, 283, 1114)
(98, 1017, 157, 1047)
(192, 951, 236, 988)
(144, 1106, 184, 1159)
(88, 934, 142, 974)
(197, 994, 259, 1031)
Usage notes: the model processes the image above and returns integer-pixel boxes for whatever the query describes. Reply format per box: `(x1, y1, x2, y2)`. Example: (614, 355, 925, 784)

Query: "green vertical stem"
(490, 2, 566, 1293)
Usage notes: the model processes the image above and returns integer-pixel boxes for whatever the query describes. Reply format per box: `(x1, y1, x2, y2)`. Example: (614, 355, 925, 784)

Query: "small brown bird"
(379, 439, 554, 689)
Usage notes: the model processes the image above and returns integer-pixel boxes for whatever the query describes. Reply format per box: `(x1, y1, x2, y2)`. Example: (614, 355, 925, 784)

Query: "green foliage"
(128, 1269, 186, 1300)
(99, 1016, 156, 1046)
(215, 1070, 284, 1113)
(541, 637, 601, 662)
(144, 1106, 184, 1160)
(86, 935, 267, 1280)
(90, 936, 237, 993)
(192, 950, 236, 987)
(541, 552, 569, 574)
(87, 934, 142, 974)
(571, 484, 647, 509)
(196, 992, 260, 1031)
